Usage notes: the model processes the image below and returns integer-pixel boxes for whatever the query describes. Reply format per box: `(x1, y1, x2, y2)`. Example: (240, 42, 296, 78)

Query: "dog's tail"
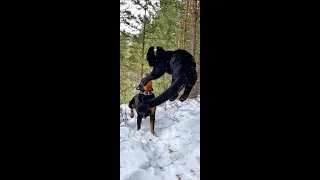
(147, 78, 185, 108)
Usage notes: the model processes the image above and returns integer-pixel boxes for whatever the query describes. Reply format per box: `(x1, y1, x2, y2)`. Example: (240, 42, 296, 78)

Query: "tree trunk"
(190, 0, 197, 56)
(189, 57, 200, 99)
(189, 0, 199, 99)
(122, 71, 127, 101)
(179, 20, 183, 48)
(183, 0, 189, 49)
(177, 20, 180, 48)
(140, 62, 144, 80)
(141, 8, 147, 80)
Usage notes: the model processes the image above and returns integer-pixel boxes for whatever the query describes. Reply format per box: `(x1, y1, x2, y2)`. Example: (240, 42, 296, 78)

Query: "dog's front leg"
(137, 114, 143, 131)
(150, 109, 156, 135)
(129, 104, 135, 118)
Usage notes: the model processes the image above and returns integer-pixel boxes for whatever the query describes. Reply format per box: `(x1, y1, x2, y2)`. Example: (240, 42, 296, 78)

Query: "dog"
(128, 78, 156, 135)
(138, 46, 198, 114)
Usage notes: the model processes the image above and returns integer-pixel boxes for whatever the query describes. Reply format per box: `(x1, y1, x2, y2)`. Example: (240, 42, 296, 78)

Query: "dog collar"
(140, 91, 153, 96)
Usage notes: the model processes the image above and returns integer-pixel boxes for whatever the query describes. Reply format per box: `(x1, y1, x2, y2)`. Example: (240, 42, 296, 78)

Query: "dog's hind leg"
(137, 115, 143, 131)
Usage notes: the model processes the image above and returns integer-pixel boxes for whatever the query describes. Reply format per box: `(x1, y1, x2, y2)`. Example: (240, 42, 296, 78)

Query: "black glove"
(136, 84, 144, 91)
(140, 77, 149, 86)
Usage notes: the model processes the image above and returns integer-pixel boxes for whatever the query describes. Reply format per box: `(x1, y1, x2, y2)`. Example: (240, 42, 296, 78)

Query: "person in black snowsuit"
(136, 46, 198, 114)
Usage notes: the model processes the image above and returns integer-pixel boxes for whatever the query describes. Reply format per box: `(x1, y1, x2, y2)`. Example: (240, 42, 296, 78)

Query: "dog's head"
(146, 46, 166, 67)
(136, 82, 153, 92)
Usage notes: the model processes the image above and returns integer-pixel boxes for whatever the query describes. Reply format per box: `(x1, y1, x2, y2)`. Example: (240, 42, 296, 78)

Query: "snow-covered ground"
(120, 98, 200, 180)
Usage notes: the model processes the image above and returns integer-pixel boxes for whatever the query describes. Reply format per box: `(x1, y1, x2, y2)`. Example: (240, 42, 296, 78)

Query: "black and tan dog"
(128, 79, 156, 135)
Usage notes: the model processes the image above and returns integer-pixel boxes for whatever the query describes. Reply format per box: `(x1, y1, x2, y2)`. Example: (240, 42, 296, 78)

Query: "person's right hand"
(140, 77, 149, 86)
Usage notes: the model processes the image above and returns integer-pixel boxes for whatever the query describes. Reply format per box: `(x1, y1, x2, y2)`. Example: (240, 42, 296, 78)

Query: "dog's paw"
(150, 130, 156, 136)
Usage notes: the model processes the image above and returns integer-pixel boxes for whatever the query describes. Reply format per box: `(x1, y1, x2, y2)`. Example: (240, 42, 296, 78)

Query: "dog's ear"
(146, 46, 155, 66)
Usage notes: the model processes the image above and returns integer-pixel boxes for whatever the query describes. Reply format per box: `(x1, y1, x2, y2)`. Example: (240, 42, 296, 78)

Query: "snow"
(120, 98, 200, 180)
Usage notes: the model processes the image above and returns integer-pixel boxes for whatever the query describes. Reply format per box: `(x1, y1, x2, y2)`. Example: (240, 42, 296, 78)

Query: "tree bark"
(189, 0, 200, 98)
(179, 20, 182, 48)
(141, 8, 147, 80)
(190, 0, 197, 56)
(183, 0, 189, 49)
